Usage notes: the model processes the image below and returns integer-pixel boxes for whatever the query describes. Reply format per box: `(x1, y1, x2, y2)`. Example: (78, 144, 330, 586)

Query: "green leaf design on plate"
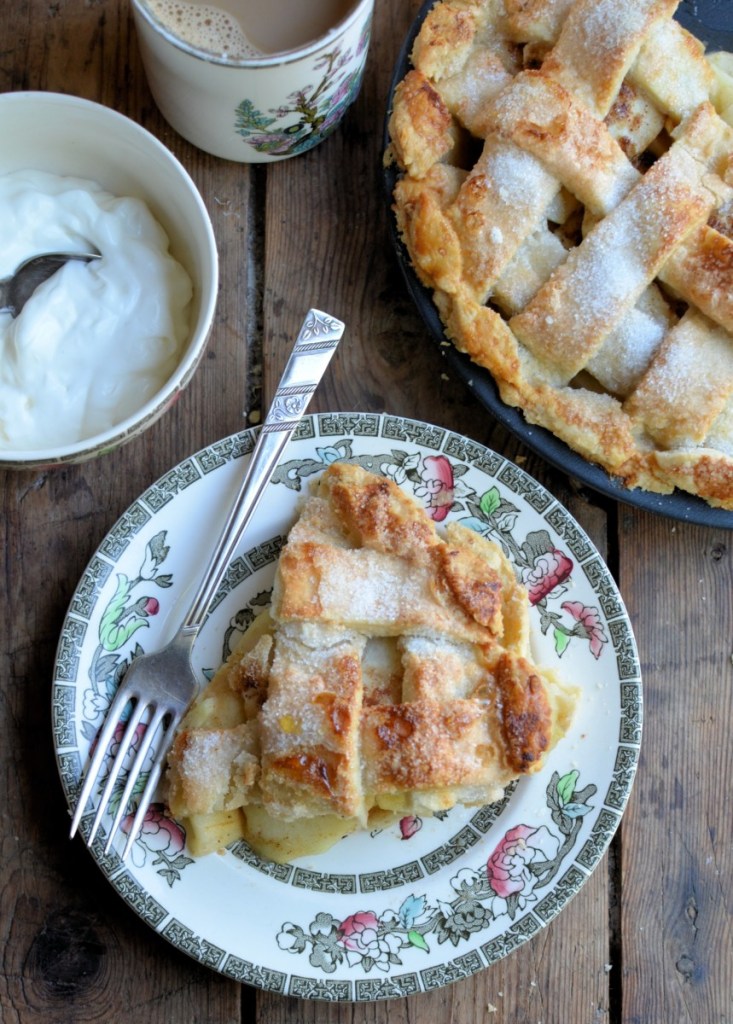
(407, 930, 430, 952)
(556, 769, 580, 806)
(553, 626, 572, 657)
(479, 486, 501, 518)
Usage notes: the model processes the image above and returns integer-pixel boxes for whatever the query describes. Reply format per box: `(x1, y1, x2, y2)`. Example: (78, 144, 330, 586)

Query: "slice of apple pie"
(165, 463, 578, 862)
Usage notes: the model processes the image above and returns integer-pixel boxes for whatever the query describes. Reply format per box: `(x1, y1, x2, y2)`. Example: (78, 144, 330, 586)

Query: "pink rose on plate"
(562, 601, 608, 659)
(120, 803, 186, 867)
(486, 824, 560, 914)
(338, 911, 402, 970)
(523, 548, 573, 604)
(415, 455, 455, 522)
(339, 911, 380, 954)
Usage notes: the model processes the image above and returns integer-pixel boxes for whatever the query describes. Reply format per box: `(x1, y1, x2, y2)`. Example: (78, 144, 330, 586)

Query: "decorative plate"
(382, 0, 733, 530)
(53, 413, 641, 1001)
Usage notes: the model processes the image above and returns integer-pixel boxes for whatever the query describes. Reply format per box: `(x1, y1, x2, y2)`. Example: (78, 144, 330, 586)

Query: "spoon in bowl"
(0, 251, 101, 317)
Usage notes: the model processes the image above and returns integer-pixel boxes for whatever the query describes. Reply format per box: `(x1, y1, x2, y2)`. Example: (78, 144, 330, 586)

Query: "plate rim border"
(52, 410, 643, 1000)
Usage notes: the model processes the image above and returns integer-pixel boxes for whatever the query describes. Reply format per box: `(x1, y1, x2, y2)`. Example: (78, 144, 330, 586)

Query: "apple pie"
(387, 0, 733, 509)
(165, 463, 578, 862)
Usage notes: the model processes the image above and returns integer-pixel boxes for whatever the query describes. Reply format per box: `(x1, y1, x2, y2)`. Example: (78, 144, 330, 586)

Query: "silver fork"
(69, 308, 345, 860)
(1, 251, 100, 316)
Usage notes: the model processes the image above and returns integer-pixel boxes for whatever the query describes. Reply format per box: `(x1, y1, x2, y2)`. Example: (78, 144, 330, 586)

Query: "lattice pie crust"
(165, 464, 577, 861)
(388, 0, 733, 508)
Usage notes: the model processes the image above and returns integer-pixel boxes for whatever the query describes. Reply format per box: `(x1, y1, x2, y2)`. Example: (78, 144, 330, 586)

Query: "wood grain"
(620, 513, 733, 1024)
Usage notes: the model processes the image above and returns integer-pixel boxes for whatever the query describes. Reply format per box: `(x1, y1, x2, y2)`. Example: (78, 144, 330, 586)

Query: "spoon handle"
(183, 308, 345, 632)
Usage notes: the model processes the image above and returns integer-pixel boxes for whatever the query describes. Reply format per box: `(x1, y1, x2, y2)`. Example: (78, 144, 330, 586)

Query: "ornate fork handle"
(183, 308, 344, 633)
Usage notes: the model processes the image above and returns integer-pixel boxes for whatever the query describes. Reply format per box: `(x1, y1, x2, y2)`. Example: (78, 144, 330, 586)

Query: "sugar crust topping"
(388, 0, 733, 509)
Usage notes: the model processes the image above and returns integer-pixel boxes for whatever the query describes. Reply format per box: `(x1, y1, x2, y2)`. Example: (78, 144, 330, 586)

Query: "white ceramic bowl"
(0, 91, 218, 469)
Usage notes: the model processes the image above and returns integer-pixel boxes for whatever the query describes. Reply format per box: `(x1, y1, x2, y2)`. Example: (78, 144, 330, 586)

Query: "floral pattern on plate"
(276, 768, 596, 975)
(52, 412, 641, 1000)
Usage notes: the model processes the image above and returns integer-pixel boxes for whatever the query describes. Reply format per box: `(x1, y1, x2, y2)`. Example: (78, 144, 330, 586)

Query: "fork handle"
(182, 308, 345, 633)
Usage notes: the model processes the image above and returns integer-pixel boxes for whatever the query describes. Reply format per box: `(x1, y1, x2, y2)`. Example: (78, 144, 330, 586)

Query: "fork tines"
(69, 684, 178, 861)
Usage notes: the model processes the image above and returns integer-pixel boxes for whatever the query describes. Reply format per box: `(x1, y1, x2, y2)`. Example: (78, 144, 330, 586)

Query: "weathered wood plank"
(620, 513, 733, 1024)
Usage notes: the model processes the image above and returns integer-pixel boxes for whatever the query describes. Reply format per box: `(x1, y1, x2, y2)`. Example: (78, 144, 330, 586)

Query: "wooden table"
(2, 1, 732, 1021)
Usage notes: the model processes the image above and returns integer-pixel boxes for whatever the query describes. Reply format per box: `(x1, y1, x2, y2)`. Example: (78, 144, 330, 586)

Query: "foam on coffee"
(144, 0, 262, 59)
(143, 0, 356, 58)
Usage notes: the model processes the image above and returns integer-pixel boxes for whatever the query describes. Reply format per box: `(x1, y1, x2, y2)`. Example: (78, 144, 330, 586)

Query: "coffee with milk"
(143, 0, 357, 58)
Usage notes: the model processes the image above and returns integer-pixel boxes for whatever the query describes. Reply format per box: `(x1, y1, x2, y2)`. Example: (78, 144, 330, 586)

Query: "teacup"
(130, 0, 374, 162)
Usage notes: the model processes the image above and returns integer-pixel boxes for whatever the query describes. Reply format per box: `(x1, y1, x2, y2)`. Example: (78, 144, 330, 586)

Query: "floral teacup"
(130, 0, 374, 162)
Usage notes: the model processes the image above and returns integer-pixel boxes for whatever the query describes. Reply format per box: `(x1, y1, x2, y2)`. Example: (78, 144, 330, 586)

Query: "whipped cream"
(0, 170, 193, 451)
